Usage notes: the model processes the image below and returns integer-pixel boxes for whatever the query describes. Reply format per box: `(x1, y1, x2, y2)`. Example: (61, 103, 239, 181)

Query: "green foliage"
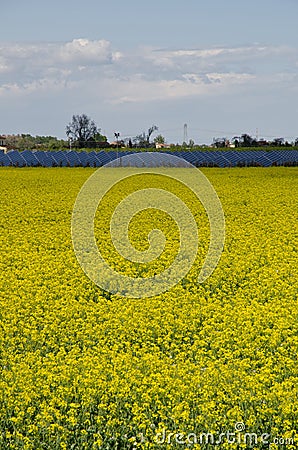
(154, 134, 165, 144)
(5, 134, 68, 151)
(94, 132, 107, 143)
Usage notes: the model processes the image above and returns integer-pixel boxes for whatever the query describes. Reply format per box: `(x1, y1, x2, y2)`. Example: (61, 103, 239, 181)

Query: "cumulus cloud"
(57, 38, 116, 65)
(0, 39, 297, 104)
(0, 38, 119, 93)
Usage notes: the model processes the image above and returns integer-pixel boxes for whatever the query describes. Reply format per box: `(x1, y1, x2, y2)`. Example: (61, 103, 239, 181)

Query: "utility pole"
(114, 132, 120, 166)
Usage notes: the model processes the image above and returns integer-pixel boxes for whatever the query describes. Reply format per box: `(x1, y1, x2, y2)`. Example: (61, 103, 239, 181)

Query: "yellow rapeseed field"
(0, 167, 297, 449)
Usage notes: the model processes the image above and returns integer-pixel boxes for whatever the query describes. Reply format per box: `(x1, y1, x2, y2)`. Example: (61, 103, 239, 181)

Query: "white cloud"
(0, 39, 297, 106)
(0, 38, 119, 91)
(57, 38, 114, 65)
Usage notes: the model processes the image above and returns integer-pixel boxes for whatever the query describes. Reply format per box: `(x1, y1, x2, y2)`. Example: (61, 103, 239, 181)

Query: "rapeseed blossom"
(0, 167, 297, 449)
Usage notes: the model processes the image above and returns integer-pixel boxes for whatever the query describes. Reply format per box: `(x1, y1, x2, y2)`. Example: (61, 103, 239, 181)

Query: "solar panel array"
(0, 149, 297, 167)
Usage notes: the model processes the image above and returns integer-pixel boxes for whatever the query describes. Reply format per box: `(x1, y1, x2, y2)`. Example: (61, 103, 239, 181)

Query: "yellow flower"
(0, 166, 296, 448)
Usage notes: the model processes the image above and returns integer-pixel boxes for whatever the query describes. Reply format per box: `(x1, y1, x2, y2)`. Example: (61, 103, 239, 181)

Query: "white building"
(0, 135, 7, 152)
(155, 142, 171, 149)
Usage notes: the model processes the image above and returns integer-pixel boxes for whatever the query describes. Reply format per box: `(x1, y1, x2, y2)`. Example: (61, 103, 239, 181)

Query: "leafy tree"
(5, 134, 68, 151)
(47, 139, 68, 150)
(188, 139, 195, 148)
(154, 134, 165, 144)
(213, 137, 227, 148)
(232, 136, 240, 148)
(66, 114, 99, 148)
(94, 132, 107, 143)
(272, 138, 284, 146)
(240, 133, 257, 147)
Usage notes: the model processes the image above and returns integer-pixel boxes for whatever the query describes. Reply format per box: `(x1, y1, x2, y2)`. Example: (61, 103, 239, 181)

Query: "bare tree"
(66, 114, 99, 148)
(146, 125, 158, 145)
(133, 125, 158, 148)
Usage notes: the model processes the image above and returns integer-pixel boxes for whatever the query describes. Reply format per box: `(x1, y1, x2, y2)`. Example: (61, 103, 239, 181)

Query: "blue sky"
(1, 0, 298, 144)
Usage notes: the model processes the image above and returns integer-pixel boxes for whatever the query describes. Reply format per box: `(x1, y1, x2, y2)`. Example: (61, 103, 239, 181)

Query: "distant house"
(110, 140, 125, 148)
(257, 139, 268, 147)
(155, 142, 171, 149)
(94, 141, 110, 149)
(0, 135, 7, 151)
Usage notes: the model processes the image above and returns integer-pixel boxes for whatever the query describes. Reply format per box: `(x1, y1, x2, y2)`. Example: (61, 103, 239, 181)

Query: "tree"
(272, 138, 284, 146)
(188, 139, 195, 148)
(94, 132, 107, 143)
(232, 136, 240, 148)
(133, 125, 158, 148)
(213, 137, 227, 148)
(66, 114, 99, 148)
(133, 132, 147, 148)
(146, 125, 158, 145)
(5, 134, 68, 151)
(240, 133, 256, 147)
(154, 134, 165, 144)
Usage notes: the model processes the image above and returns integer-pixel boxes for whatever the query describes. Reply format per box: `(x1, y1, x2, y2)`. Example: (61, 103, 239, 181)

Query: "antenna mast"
(183, 123, 188, 143)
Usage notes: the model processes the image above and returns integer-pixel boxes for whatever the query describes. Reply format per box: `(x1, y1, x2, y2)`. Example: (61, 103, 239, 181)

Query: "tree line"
(213, 134, 298, 148)
(2, 114, 298, 151)
(66, 114, 163, 149)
